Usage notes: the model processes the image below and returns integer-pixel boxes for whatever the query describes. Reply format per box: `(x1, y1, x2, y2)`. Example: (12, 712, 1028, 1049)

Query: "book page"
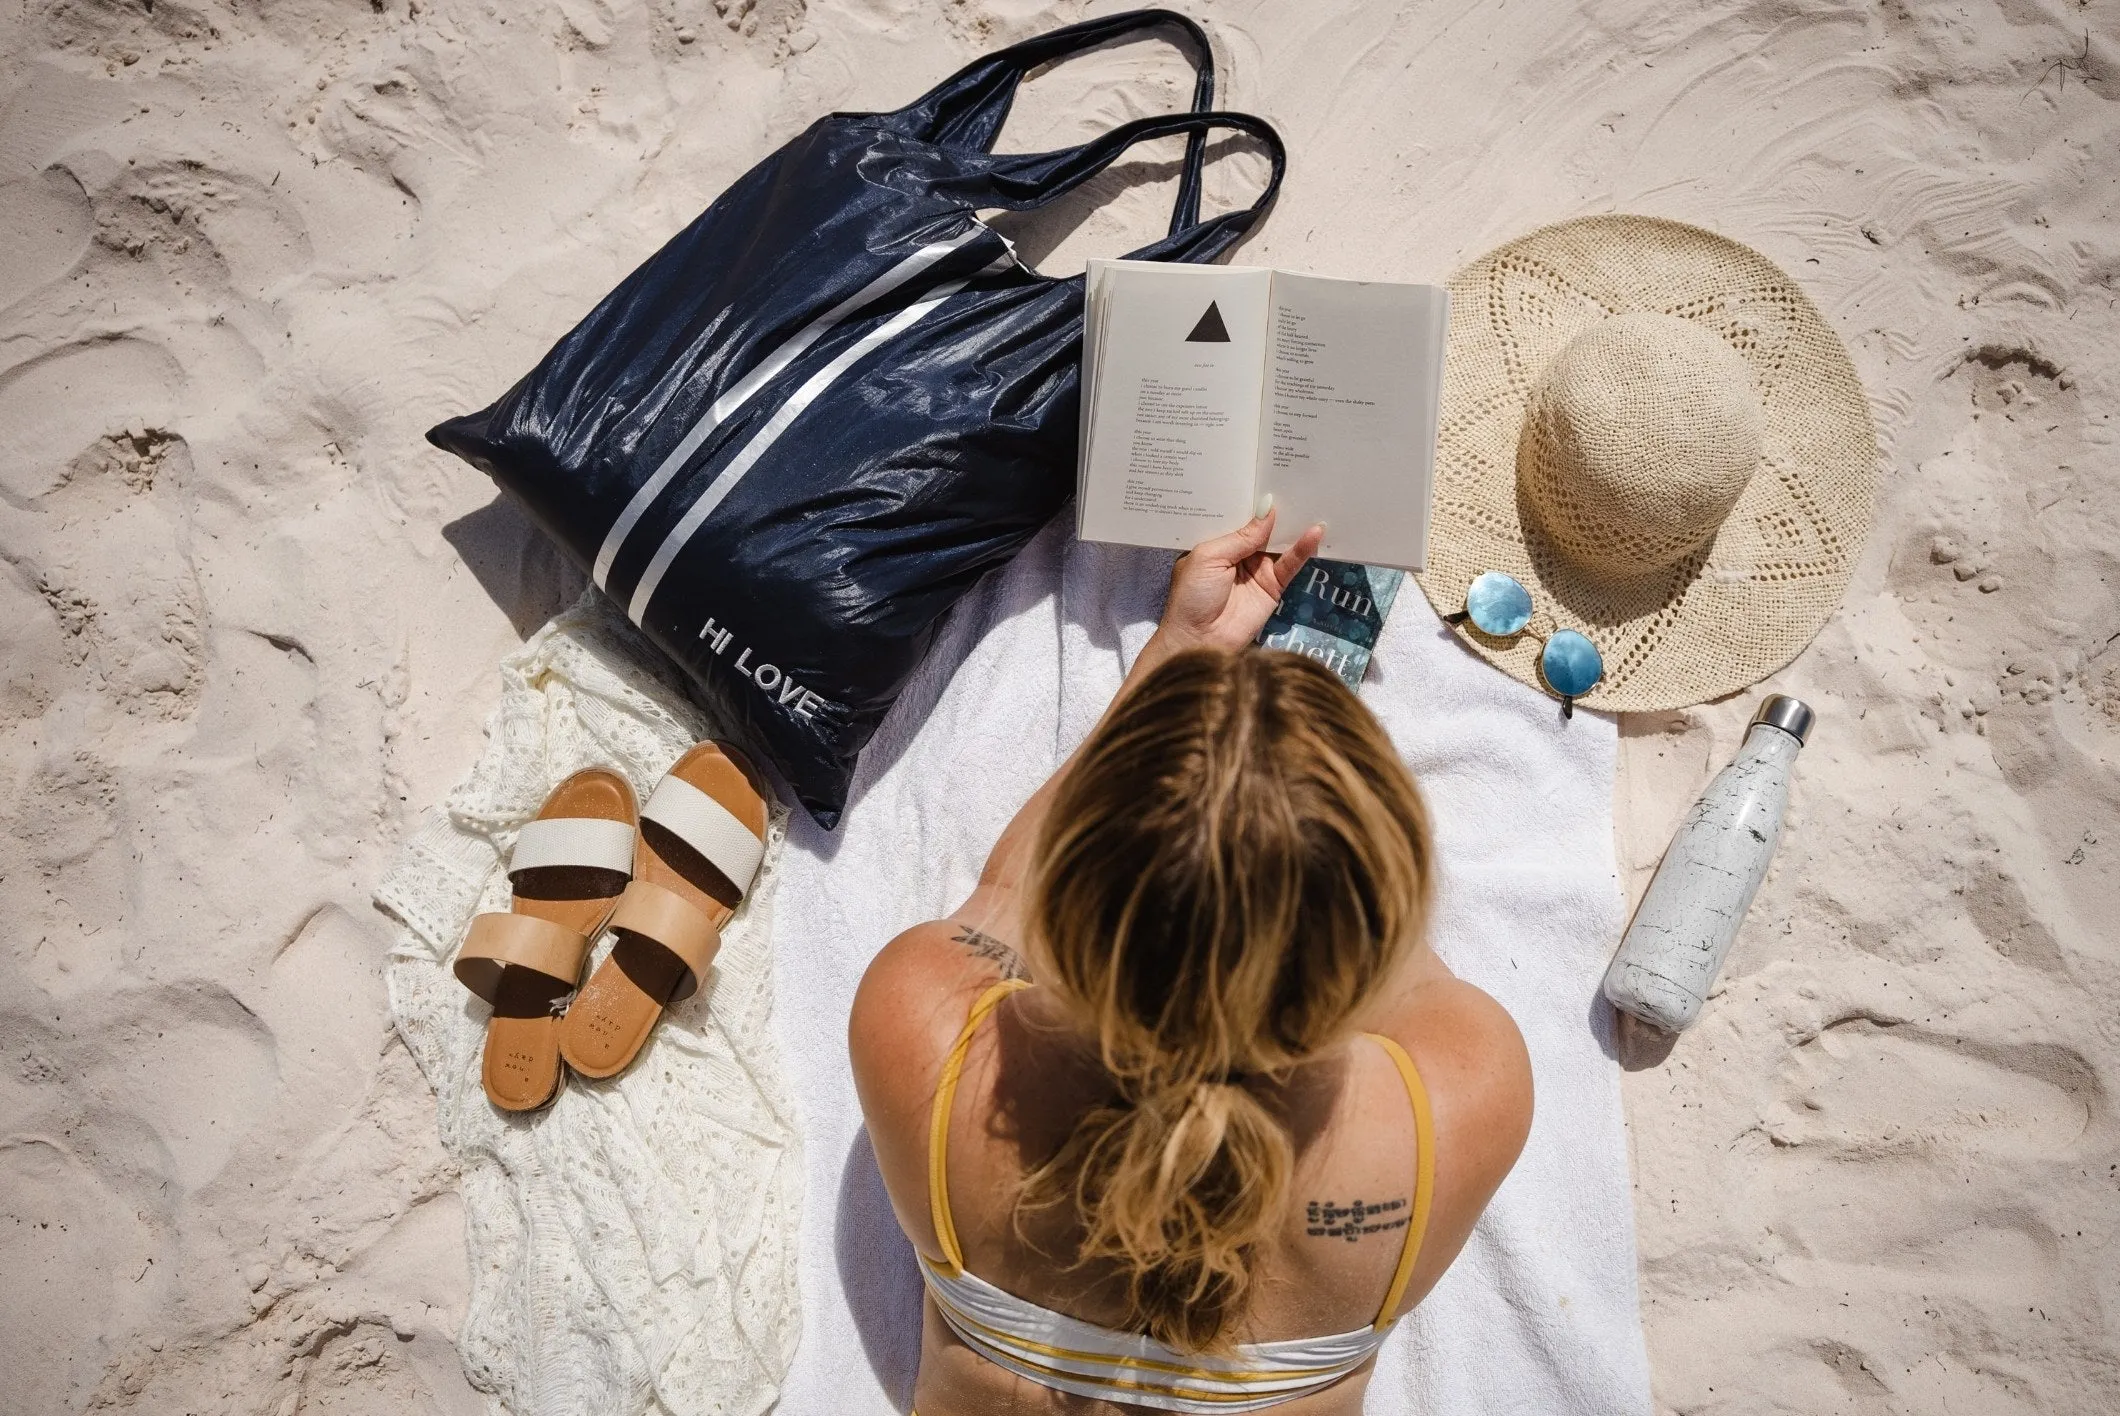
(1255, 272, 1449, 570)
(1078, 260, 1112, 512)
(1077, 260, 1271, 551)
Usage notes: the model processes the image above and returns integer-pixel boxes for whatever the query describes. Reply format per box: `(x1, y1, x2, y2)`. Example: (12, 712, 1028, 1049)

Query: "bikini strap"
(927, 978, 1034, 1276)
(1365, 1033, 1437, 1330)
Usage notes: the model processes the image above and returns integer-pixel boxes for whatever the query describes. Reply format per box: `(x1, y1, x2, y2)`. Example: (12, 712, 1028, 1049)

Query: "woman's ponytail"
(1032, 1072, 1292, 1352)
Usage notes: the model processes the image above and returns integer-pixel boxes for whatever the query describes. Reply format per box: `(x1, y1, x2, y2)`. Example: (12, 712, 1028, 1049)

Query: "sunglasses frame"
(1443, 572, 1604, 718)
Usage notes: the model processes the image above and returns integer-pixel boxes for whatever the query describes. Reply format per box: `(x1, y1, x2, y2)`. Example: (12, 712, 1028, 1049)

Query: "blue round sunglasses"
(1443, 572, 1604, 718)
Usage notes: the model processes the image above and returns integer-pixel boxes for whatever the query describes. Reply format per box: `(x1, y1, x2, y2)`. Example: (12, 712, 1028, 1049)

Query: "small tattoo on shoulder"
(951, 925, 1027, 981)
(1305, 1198, 1410, 1242)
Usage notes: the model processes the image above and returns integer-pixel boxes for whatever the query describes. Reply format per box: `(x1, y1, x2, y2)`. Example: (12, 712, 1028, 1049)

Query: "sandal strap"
(642, 773, 765, 896)
(509, 816, 637, 878)
(609, 879, 722, 999)
(456, 911, 591, 1002)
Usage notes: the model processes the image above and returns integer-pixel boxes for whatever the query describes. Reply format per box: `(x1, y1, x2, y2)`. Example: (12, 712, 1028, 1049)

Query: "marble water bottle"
(1602, 695, 1813, 1032)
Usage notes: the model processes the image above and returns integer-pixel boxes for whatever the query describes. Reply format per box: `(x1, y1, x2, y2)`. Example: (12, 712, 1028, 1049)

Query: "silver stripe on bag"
(625, 253, 1012, 626)
(592, 228, 985, 590)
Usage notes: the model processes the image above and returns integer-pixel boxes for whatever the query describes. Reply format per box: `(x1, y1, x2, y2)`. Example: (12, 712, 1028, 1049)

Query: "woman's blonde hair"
(1019, 647, 1435, 1352)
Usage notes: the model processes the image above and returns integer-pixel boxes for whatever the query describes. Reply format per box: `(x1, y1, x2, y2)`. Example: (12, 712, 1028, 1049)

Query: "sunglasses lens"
(1465, 572, 1534, 636)
(1541, 630, 1604, 699)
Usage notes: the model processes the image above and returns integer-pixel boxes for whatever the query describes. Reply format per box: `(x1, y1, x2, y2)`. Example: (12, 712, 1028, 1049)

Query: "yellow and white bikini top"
(918, 980, 1437, 1413)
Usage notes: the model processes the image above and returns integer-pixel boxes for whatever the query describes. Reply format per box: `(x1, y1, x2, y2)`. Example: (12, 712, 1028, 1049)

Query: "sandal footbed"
(482, 769, 637, 1111)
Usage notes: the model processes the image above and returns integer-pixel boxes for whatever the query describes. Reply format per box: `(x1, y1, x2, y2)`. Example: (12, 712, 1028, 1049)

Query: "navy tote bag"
(428, 10, 1285, 827)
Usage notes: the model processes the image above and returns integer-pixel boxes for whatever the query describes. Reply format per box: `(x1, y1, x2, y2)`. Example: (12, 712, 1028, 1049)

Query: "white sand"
(2, 1, 2114, 1412)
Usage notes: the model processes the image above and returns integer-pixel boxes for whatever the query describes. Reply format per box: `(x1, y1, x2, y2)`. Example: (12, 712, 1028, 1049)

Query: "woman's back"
(854, 925, 1530, 1415)
(853, 521, 1533, 1414)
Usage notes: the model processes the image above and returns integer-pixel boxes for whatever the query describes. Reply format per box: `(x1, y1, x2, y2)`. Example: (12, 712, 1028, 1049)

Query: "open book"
(1076, 260, 1449, 570)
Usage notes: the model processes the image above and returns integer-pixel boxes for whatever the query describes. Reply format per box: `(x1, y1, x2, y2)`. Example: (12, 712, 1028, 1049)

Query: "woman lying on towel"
(851, 511, 1533, 1415)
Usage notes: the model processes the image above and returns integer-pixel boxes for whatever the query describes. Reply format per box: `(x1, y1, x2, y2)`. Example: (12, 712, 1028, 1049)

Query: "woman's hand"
(1139, 510, 1325, 671)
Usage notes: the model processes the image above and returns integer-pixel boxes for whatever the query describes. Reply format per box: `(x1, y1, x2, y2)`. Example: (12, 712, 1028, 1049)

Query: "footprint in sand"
(0, 165, 93, 310)
(1738, 1019, 2108, 1407)
(0, 332, 206, 722)
(296, 1317, 479, 1416)
(11, 742, 120, 875)
(1650, 1017, 2107, 1412)
(86, 156, 313, 302)
(0, 338, 183, 503)
(253, 904, 390, 1142)
(0, 1135, 161, 1416)
(1770, 1018, 2096, 1162)
(29, 0, 227, 73)
(1761, 1020, 2096, 1270)
(5, 978, 278, 1193)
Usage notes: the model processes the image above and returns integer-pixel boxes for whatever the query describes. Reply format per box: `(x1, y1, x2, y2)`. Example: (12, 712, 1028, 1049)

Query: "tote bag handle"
(890, 9, 1217, 239)
(922, 110, 1286, 267)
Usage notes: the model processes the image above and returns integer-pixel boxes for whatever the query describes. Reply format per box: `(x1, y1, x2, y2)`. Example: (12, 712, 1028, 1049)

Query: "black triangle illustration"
(1184, 301, 1231, 343)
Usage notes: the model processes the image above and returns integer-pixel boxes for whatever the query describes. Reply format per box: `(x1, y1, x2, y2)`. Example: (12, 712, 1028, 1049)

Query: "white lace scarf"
(375, 592, 802, 1416)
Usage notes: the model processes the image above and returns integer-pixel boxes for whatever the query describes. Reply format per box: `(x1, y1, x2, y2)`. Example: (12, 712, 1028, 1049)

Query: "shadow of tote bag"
(426, 9, 1284, 827)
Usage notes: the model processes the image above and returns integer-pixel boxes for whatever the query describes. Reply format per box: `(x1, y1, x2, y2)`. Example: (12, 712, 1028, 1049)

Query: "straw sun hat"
(1414, 214, 1877, 711)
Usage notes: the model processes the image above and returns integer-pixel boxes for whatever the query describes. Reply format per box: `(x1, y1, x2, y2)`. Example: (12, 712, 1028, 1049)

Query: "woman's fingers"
(1270, 523, 1326, 595)
(1193, 508, 1278, 568)
(1243, 522, 1324, 597)
(1164, 516, 1325, 654)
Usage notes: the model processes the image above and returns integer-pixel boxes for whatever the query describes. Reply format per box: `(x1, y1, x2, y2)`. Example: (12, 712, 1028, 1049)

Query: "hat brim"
(1414, 215, 1877, 711)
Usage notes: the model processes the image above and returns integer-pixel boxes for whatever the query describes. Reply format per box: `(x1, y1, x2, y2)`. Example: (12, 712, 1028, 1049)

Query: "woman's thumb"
(1196, 507, 1277, 567)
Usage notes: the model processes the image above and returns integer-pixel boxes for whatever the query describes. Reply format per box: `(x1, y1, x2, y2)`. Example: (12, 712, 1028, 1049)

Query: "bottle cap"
(1751, 694, 1814, 744)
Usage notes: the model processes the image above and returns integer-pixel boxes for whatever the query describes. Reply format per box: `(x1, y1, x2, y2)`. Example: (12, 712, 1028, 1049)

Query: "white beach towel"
(376, 607, 804, 1416)
(769, 522, 1655, 1415)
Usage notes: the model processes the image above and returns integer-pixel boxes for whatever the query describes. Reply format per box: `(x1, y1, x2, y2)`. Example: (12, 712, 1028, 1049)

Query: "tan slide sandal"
(455, 769, 639, 1111)
(558, 742, 767, 1080)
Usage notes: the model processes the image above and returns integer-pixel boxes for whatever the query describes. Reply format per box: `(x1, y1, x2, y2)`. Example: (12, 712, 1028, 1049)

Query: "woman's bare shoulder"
(849, 917, 1026, 1258)
(849, 918, 1028, 1116)
(1370, 975, 1534, 1316)
(1393, 977, 1533, 1173)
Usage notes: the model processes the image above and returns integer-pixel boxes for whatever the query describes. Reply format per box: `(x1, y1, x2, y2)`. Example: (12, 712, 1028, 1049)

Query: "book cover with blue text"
(1257, 558, 1403, 690)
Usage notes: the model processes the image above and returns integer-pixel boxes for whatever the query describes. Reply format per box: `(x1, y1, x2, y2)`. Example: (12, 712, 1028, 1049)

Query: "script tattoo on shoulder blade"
(1305, 1198, 1410, 1242)
(951, 926, 1027, 982)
